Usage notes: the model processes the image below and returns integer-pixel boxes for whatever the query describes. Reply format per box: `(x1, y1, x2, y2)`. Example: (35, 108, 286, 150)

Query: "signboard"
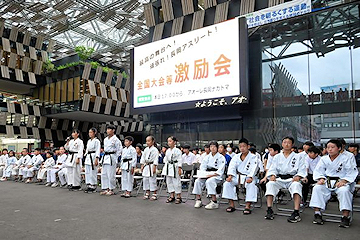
(245, 0, 312, 28)
(131, 18, 249, 114)
(320, 84, 349, 92)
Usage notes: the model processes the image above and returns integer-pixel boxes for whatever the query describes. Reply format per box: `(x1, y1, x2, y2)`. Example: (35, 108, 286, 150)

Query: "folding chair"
(156, 164, 166, 197)
(274, 187, 306, 217)
(234, 174, 263, 210)
(180, 164, 195, 202)
(134, 163, 143, 196)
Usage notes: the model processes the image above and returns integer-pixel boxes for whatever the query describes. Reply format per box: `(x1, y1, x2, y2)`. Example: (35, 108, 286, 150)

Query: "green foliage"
(74, 46, 95, 61)
(56, 61, 82, 71)
(121, 71, 129, 79)
(42, 59, 55, 73)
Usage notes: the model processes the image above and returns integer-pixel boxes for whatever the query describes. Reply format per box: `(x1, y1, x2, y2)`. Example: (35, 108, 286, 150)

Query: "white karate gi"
(101, 135, 122, 190)
(192, 152, 225, 196)
(0, 154, 8, 177)
(120, 145, 137, 191)
(309, 153, 358, 211)
(141, 146, 159, 191)
(47, 154, 67, 183)
(25, 154, 43, 178)
(162, 147, 182, 194)
(37, 157, 55, 180)
(13, 155, 30, 176)
(65, 138, 84, 187)
(84, 138, 101, 186)
(265, 151, 307, 198)
(222, 152, 259, 202)
(2, 156, 16, 178)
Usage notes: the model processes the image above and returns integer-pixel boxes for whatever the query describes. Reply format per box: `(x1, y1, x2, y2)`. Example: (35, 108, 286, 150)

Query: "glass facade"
(147, 2, 360, 150)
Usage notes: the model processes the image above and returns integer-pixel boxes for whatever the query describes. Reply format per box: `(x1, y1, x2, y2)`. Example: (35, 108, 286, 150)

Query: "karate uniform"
(222, 152, 259, 202)
(101, 135, 122, 190)
(265, 151, 307, 198)
(192, 152, 225, 196)
(25, 154, 43, 178)
(65, 138, 84, 187)
(84, 138, 101, 186)
(2, 156, 16, 178)
(14, 154, 31, 176)
(141, 146, 159, 191)
(47, 154, 67, 184)
(120, 145, 137, 192)
(302, 155, 320, 202)
(37, 157, 55, 180)
(162, 147, 182, 194)
(309, 153, 358, 211)
(0, 154, 8, 177)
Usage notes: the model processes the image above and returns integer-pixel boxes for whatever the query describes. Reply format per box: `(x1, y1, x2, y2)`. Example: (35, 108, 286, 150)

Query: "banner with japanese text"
(132, 18, 241, 109)
(245, 0, 311, 28)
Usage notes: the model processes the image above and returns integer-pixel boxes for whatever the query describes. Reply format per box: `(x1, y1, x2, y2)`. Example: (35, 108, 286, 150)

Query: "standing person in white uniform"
(47, 147, 67, 188)
(310, 139, 358, 228)
(25, 148, 43, 183)
(37, 152, 55, 183)
(64, 129, 84, 191)
(84, 128, 101, 193)
(162, 136, 183, 204)
(222, 138, 259, 214)
(100, 125, 122, 196)
(141, 135, 159, 200)
(264, 137, 307, 223)
(0, 149, 8, 178)
(0, 150, 17, 181)
(13, 148, 31, 182)
(120, 136, 137, 198)
(192, 141, 226, 209)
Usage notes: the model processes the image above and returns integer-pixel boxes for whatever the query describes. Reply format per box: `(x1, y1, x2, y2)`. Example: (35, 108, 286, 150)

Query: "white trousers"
(265, 179, 303, 198)
(121, 170, 134, 191)
(85, 164, 98, 186)
(67, 164, 81, 187)
(58, 168, 68, 185)
(2, 166, 13, 178)
(222, 176, 258, 202)
(12, 166, 20, 176)
(192, 177, 222, 196)
(309, 184, 353, 211)
(26, 167, 39, 178)
(101, 164, 116, 190)
(0, 166, 4, 177)
(143, 176, 157, 191)
(37, 168, 49, 180)
(47, 168, 60, 183)
(166, 176, 181, 194)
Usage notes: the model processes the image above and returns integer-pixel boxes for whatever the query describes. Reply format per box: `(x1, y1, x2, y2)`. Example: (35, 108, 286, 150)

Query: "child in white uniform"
(13, 148, 31, 181)
(38, 152, 55, 183)
(84, 128, 101, 193)
(1, 150, 16, 181)
(120, 136, 137, 198)
(141, 136, 159, 200)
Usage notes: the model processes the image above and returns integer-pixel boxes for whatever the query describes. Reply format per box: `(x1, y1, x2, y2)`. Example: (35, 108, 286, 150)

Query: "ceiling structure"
(0, 0, 151, 68)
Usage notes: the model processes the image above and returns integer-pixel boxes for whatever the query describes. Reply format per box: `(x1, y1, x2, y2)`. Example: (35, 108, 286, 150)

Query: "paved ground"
(0, 181, 359, 240)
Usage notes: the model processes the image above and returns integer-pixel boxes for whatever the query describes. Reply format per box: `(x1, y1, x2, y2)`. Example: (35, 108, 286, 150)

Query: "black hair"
(308, 146, 321, 155)
(282, 136, 295, 144)
(239, 138, 249, 145)
(72, 128, 80, 134)
(162, 145, 169, 149)
(218, 144, 226, 149)
(22, 148, 28, 152)
(168, 136, 178, 142)
(209, 141, 219, 148)
(135, 143, 143, 151)
(47, 152, 54, 157)
(8, 150, 15, 156)
(349, 143, 359, 149)
(327, 139, 342, 149)
(227, 143, 234, 148)
(304, 141, 314, 147)
(337, 138, 346, 146)
(183, 144, 191, 149)
(268, 143, 281, 153)
(2, 149, 8, 152)
(107, 124, 116, 130)
(125, 136, 134, 142)
(34, 148, 41, 152)
(146, 135, 157, 147)
(89, 127, 98, 134)
(249, 148, 257, 154)
(204, 144, 210, 148)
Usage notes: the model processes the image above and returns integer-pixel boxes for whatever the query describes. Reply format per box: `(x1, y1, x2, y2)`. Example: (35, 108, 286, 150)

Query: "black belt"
(326, 176, 340, 189)
(206, 167, 218, 172)
(85, 151, 96, 170)
(278, 174, 294, 179)
(101, 151, 116, 166)
(167, 160, 178, 177)
(123, 158, 132, 172)
(69, 151, 78, 163)
(145, 161, 154, 177)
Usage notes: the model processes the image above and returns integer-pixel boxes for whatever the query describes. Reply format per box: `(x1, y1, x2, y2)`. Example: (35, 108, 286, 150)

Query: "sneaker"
(59, 184, 66, 188)
(88, 187, 96, 193)
(313, 214, 324, 225)
(51, 182, 58, 188)
(45, 182, 52, 187)
(287, 211, 301, 223)
(265, 208, 274, 220)
(205, 200, 219, 210)
(194, 200, 202, 208)
(339, 216, 350, 228)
